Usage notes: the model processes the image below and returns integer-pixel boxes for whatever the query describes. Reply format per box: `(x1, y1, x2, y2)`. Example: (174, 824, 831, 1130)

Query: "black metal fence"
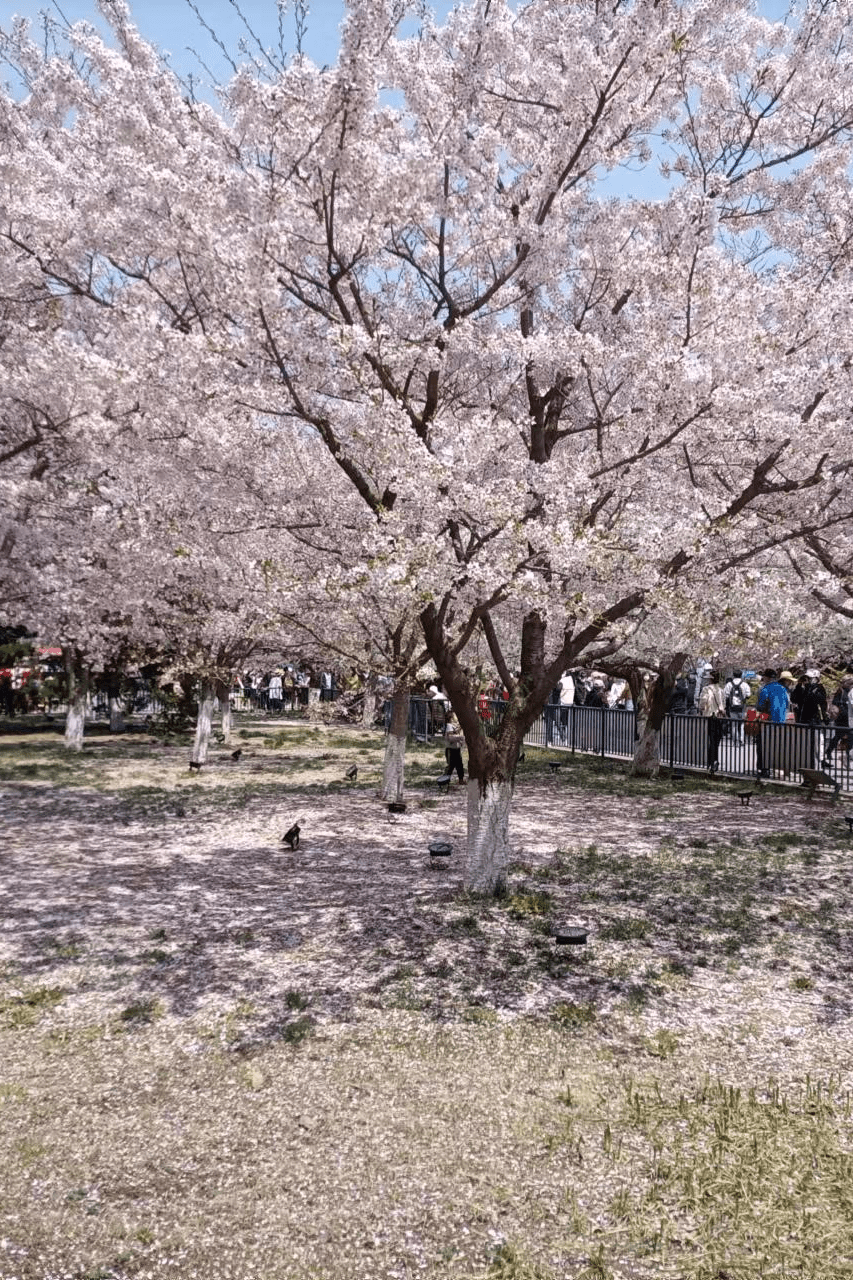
(402, 697, 852, 794)
(533, 704, 853, 793)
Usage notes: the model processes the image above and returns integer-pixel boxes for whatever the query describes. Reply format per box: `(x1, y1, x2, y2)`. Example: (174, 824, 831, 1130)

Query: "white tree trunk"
(221, 698, 233, 743)
(216, 680, 232, 744)
(64, 694, 86, 751)
(63, 649, 88, 751)
(631, 722, 661, 777)
(465, 777, 513, 894)
(361, 672, 377, 728)
(191, 682, 216, 766)
(109, 696, 125, 733)
(380, 683, 409, 802)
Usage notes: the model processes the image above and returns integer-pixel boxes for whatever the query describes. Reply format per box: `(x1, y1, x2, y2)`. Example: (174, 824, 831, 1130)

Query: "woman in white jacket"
(699, 671, 727, 774)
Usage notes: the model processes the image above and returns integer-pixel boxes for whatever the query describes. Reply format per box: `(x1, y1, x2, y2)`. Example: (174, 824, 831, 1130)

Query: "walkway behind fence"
(404, 697, 852, 795)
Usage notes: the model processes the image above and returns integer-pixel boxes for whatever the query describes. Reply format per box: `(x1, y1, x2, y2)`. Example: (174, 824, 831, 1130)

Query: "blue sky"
(4, 0, 792, 200)
(6, 0, 791, 82)
(6, 1, 352, 79)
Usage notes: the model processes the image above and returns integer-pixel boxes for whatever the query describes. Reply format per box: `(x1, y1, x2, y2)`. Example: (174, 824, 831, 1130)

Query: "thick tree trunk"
(630, 653, 686, 778)
(104, 670, 125, 732)
(381, 682, 409, 802)
(215, 679, 232, 744)
(419, 596, 646, 894)
(465, 776, 513, 894)
(63, 648, 88, 751)
(191, 680, 216, 766)
(632, 723, 662, 777)
(361, 672, 377, 728)
(108, 696, 125, 733)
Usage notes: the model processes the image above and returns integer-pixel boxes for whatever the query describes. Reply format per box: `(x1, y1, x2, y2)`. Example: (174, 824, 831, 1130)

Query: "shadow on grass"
(2, 738, 851, 1042)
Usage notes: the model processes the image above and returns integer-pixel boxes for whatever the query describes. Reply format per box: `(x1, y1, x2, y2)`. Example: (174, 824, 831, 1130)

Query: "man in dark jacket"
(823, 675, 853, 768)
(795, 670, 828, 725)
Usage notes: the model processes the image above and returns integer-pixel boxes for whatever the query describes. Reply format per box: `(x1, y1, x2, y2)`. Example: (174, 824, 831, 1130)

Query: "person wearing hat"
(793, 669, 828, 726)
(754, 669, 793, 777)
(758, 669, 794, 724)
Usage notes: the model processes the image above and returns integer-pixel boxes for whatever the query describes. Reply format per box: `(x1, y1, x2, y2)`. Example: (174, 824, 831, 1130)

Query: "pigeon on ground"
(281, 822, 301, 850)
(345, 764, 357, 780)
(231, 748, 243, 762)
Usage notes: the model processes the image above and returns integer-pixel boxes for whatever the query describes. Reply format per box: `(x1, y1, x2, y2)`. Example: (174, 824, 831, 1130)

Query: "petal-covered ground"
(1, 719, 852, 1279)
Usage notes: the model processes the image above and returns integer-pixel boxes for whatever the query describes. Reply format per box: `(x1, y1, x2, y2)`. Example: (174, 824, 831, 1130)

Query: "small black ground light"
(554, 924, 588, 946)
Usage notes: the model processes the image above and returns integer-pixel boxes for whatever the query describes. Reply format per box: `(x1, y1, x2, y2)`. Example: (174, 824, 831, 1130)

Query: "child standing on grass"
(444, 716, 465, 784)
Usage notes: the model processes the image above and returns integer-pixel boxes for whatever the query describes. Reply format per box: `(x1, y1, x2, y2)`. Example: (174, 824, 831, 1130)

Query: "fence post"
(668, 713, 676, 772)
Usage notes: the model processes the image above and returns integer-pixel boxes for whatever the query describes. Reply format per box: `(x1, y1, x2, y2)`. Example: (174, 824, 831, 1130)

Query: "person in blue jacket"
(757, 669, 794, 722)
(756, 669, 794, 777)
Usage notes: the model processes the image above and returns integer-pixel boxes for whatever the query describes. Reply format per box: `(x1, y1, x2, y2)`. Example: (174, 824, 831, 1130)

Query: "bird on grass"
(188, 760, 202, 772)
(345, 764, 357, 780)
(281, 822, 301, 850)
(231, 748, 243, 762)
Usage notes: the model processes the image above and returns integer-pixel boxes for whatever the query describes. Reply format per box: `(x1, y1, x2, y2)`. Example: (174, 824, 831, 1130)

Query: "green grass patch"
(550, 1000, 596, 1030)
(278, 1015, 315, 1045)
(504, 889, 554, 920)
(616, 1075, 853, 1276)
(0, 985, 65, 1029)
(599, 917, 648, 941)
(119, 998, 162, 1025)
(284, 989, 311, 1011)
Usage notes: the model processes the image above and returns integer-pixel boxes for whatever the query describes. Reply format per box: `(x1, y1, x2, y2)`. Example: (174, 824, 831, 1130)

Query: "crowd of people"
(423, 662, 853, 780)
(236, 667, 338, 711)
(693, 667, 853, 775)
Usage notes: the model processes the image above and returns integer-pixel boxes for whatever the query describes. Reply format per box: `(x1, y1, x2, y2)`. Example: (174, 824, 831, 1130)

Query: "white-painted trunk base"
(220, 700, 232, 745)
(109, 697, 125, 734)
(465, 777, 513, 895)
(631, 724, 661, 777)
(64, 697, 86, 751)
(382, 731, 406, 803)
(191, 692, 216, 765)
(358, 675, 376, 727)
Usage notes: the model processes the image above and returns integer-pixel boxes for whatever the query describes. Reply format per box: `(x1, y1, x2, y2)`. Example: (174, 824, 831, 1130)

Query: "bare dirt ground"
(1, 718, 853, 1280)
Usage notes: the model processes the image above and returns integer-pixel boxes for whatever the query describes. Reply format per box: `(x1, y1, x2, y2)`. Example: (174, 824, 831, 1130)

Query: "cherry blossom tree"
(4, 0, 853, 887)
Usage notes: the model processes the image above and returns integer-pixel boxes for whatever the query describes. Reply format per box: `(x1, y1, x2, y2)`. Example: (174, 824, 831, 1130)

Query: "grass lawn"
(1, 715, 852, 1279)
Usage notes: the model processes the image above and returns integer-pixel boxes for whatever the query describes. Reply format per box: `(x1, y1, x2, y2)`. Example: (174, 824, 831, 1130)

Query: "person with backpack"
(724, 669, 751, 745)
